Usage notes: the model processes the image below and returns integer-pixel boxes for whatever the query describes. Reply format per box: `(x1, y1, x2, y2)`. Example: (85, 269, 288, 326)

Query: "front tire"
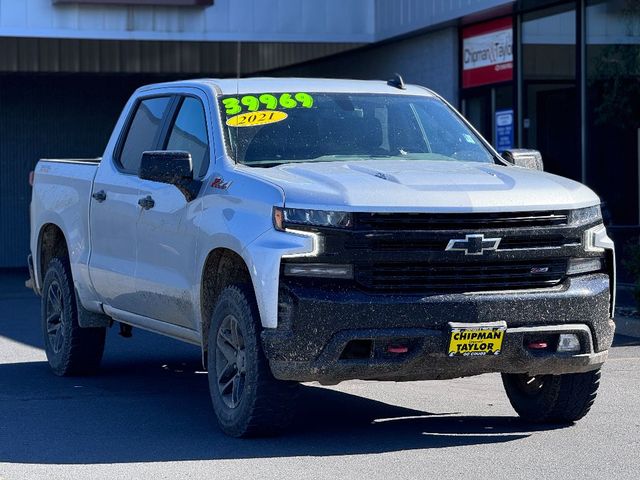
(502, 369, 601, 423)
(41, 257, 106, 376)
(207, 284, 298, 437)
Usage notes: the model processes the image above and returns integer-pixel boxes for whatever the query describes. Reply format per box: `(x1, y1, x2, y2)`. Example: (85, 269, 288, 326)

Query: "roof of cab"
(137, 77, 436, 97)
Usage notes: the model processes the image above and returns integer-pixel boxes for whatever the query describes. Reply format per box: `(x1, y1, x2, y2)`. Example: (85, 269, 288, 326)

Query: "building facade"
(0, 0, 638, 285)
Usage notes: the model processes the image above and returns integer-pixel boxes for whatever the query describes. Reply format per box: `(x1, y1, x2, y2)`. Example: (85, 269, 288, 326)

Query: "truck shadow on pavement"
(0, 355, 564, 464)
(0, 282, 566, 464)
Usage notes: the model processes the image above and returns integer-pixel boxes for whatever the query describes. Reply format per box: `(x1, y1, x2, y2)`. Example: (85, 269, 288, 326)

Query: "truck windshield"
(218, 92, 495, 167)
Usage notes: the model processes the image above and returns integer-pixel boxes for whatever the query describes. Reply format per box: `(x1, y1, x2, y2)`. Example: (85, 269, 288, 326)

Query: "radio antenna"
(233, 41, 241, 164)
(387, 73, 406, 90)
(235, 41, 242, 84)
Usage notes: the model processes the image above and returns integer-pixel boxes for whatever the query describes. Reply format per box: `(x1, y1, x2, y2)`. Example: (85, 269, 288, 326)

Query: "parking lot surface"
(1, 273, 638, 480)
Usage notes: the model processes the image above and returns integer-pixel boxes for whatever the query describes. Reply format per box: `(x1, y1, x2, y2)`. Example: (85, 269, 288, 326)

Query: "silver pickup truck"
(29, 77, 616, 437)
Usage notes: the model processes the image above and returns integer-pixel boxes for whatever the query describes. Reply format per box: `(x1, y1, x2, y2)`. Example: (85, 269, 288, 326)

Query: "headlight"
(568, 205, 602, 226)
(273, 207, 353, 231)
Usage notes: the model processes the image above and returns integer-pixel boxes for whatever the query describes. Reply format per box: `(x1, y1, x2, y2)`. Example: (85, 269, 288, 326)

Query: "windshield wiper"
(251, 162, 285, 168)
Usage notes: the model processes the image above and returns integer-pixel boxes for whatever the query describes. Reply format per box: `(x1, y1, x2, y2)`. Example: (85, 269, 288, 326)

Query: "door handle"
(92, 190, 106, 202)
(138, 195, 155, 210)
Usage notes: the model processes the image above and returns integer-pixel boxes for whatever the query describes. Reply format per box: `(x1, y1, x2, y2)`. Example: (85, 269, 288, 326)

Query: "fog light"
(283, 263, 354, 279)
(557, 334, 581, 353)
(567, 257, 602, 275)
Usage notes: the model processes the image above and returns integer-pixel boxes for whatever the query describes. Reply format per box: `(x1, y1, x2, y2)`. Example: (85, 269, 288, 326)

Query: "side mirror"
(139, 150, 200, 201)
(139, 150, 193, 183)
(501, 149, 544, 171)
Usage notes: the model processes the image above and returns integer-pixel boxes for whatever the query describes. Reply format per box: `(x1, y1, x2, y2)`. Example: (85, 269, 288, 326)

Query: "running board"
(103, 305, 201, 346)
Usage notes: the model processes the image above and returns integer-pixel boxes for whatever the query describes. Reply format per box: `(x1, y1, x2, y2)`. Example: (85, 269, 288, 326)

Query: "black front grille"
(355, 211, 568, 231)
(355, 259, 568, 294)
(304, 211, 582, 295)
(345, 235, 580, 252)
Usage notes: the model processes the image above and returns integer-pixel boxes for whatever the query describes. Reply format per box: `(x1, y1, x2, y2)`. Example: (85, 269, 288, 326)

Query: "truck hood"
(244, 160, 599, 212)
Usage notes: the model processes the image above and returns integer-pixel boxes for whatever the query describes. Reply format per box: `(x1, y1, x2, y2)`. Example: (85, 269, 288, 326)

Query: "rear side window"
(166, 97, 210, 177)
(119, 96, 171, 172)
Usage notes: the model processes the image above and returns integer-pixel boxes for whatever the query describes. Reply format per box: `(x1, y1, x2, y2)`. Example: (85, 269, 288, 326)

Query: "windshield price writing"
(222, 93, 314, 115)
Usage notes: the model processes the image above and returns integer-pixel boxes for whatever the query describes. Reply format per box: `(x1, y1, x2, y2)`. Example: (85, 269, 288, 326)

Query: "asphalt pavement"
(1, 271, 639, 480)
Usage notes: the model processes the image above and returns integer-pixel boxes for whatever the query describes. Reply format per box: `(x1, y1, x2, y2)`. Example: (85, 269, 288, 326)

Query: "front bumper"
(261, 273, 614, 383)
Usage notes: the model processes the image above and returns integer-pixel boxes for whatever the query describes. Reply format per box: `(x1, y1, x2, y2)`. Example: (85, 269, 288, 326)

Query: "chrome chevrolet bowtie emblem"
(445, 234, 501, 255)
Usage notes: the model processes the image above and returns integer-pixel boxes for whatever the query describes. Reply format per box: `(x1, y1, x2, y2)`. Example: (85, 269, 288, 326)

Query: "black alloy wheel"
(207, 284, 299, 437)
(45, 279, 66, 354)
(41, 257, 106, 376)
(215, 314, 247, 409)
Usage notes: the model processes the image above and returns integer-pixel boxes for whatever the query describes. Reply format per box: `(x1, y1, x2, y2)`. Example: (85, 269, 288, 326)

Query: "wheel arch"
(200, 247, 256, 354)
(37, 223, 69, 287)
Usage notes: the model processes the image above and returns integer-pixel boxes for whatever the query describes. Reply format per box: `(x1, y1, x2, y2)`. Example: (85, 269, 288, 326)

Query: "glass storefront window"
(586, 0, 640, 227)
(522, 3, 579, 181)
(464, 93, 491, 141)
(460, 17, 514, 151)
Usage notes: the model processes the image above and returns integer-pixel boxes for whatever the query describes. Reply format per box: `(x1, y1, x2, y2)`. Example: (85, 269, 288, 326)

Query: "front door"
(134, 94, 211, 329)
(89, 95, 173, 312)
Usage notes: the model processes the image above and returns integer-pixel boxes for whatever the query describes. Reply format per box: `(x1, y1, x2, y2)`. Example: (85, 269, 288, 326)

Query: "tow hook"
(387, 344, 409, 354)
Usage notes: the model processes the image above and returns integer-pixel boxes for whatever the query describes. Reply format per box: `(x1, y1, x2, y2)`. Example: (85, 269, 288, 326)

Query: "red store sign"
(462, 17, 513, 88)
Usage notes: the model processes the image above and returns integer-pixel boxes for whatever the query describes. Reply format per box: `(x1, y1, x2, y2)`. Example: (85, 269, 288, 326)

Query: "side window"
(166, 97, 210, 177)
(119, 96, 171, 173)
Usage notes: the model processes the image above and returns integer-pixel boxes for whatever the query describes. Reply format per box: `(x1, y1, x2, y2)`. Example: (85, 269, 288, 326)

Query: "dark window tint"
(166, 97, 209, 177)
(119, 97, 171, 172)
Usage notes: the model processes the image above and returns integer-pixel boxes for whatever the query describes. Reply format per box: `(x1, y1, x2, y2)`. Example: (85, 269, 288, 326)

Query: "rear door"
(89, 95, 174, 312)
(133, 92, 212, 328)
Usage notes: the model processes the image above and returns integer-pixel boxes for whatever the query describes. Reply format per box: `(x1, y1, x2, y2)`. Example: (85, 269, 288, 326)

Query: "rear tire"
(207, 284, 299, 437)
(502, 369, 601, 423)
(41, 257, 106, 376)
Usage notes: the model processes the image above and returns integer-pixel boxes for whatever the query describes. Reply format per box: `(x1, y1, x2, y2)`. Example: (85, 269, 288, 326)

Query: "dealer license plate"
(448, 321, 507, 357)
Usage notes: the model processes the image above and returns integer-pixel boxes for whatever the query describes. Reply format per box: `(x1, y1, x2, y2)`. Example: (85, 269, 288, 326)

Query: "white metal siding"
(0, 0, 375, 42)
(0, 0, 518, 44)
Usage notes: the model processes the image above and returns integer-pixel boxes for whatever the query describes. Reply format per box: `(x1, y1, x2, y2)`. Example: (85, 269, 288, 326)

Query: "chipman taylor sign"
(462, 17, 513, 88)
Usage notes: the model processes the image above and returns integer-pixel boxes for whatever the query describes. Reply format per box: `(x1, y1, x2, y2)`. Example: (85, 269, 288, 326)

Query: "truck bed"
(30, 158, 101, 295)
